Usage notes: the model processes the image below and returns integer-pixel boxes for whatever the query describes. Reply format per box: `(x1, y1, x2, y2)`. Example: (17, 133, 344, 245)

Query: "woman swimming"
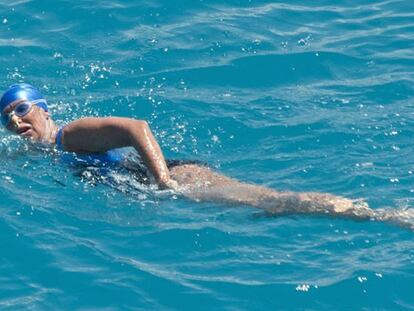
(1, 83, 413, 229)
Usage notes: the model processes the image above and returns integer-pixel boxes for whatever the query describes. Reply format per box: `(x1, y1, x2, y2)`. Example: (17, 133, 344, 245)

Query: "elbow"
(134, 119, 150, 133)
(136, 119, 149, 129)
(126, 119, 150, 143)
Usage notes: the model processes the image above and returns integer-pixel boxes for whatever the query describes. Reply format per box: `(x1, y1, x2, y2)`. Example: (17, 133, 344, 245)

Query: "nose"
(9, 114, 21, 129)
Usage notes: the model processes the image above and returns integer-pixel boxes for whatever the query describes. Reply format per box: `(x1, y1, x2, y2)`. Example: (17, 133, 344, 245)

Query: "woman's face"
(2, 99, 50, 141)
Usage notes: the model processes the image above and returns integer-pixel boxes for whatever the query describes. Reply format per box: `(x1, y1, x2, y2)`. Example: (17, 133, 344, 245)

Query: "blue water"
(1, 0, 414, 309)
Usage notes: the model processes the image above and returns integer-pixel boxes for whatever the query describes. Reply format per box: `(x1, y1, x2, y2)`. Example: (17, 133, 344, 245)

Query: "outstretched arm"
(60, 117, 175, 188)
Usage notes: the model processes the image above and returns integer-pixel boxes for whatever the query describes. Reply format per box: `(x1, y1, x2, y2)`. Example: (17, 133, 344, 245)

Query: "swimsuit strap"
(55, 126, 65, 150)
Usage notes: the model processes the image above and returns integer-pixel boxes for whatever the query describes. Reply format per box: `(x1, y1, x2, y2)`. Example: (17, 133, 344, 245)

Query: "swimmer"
(1, 83, 413, 229)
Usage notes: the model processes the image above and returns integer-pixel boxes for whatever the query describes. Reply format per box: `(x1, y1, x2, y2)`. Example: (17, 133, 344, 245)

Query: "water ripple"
(0, 0, 413, 309)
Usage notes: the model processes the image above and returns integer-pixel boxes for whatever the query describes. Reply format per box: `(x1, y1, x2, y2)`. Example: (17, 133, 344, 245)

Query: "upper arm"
(61, 117, 147, 153)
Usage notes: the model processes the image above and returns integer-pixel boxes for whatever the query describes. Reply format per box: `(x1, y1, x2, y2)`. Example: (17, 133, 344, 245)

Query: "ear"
(37, 106, 50, 119)
(39, 107, 50, 116)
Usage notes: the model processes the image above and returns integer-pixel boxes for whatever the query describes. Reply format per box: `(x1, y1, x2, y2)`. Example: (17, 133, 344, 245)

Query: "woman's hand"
(158, 178, 179, 190)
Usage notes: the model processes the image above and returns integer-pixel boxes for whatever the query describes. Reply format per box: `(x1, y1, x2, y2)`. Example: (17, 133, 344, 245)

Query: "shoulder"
(65, 117, 118, 130)
(64, 117, 146, 132)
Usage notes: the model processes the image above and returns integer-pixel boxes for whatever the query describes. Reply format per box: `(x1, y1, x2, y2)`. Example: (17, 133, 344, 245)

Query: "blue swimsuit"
(55, 126, 129, 166)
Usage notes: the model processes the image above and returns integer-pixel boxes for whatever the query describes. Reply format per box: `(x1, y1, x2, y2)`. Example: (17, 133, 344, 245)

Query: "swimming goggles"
(1, 99, 47, 127)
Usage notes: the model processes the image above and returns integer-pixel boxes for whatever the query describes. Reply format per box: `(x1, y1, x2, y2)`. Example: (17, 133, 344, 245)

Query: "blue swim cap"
(0, 83, 48, 113)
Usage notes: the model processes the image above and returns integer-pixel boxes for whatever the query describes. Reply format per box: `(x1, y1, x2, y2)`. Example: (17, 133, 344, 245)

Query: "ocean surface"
(0, 0, 414, 309)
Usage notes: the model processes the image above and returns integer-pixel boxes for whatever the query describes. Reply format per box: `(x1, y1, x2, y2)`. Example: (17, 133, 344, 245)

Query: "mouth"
(17, 125, 32, 136)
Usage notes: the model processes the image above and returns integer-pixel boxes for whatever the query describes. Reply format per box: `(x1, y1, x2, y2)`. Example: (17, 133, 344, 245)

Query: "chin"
(23, 132, 40, 141)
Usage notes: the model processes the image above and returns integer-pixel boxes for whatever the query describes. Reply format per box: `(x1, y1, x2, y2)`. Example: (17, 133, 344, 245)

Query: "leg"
(170, 164, 414, 229)
(169, 164, 374, 219)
